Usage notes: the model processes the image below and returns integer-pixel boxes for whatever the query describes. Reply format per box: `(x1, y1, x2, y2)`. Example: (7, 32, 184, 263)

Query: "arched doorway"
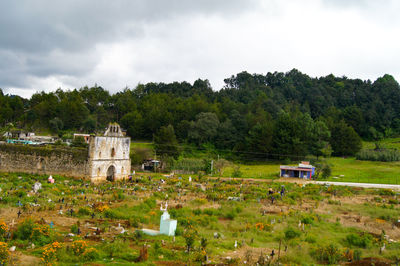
(106, 165, 115, 181)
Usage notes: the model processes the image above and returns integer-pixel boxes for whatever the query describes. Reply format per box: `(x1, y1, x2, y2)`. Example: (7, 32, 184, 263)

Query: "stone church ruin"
(0, 123, 131, 182)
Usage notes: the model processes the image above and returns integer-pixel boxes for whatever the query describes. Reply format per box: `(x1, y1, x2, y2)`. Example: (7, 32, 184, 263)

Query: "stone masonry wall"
(88, 135, 131, 182)
(0, 144, 89, 178)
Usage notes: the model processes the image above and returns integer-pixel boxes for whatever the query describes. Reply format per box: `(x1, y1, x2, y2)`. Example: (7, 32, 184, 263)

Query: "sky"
(1, 0, 400, 98)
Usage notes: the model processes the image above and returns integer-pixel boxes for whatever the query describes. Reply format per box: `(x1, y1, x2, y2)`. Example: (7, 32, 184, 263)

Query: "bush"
(71, 240, 88, 255)
(284, 227, 301, 240)
(232, 166, 243, 178)
(13, 218, 35, 240)
(312, 244, 342, 264)
(0, 242, 9, 265)
(321, 164, 331, 179)
(356, 149, 400, 162)
(78, 207, 91, 216)
(345, 233, 372, 248)
(224, 211, 237, 220)
(82, 247, 100, 261)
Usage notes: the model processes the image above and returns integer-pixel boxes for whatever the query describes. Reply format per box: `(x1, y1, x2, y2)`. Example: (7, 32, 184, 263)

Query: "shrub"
(224, 211, 237, 220)
(301, 214, 315, 225)
(284, 227, 301, 240)
(0, 220, 8, 241)
(356, 149, 400, 162)
(41, 242, 62, 265)
(78, 207, 91, 216)
(70, 224, 79, 234)
(0, 242, 9, 265)
(82, 247, 100, 261)
(13, 218, 35, 240)
(345, 233, 372, 248)
(321, 164, 331, 179)
(305, 235, 316, 243)
(232, 166, 242, 178)
(312, 244, 342, 264)
(71, 240, 88, 255)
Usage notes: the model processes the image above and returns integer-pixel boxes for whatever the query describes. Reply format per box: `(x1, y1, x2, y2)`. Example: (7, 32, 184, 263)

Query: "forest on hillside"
(1, 69, 400, 159)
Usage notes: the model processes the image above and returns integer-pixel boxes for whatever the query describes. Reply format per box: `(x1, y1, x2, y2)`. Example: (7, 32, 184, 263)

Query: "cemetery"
(0, 171, 398, 265)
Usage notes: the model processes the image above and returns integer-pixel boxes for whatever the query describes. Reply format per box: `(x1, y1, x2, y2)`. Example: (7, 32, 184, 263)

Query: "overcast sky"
(1, 0, 400, 98)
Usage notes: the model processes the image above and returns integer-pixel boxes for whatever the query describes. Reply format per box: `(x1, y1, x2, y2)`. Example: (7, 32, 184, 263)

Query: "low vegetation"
(0, 172, 398, 265)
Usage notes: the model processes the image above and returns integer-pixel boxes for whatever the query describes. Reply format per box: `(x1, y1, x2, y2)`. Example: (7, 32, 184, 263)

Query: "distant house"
(280, 161, 315, 179)
(142, 159, 160, 171)
(4, 131, 35, 140)
(73, 133, 91, 143)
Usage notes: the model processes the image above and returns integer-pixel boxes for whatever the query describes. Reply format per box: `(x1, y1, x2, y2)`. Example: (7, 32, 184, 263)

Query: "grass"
(326, 157, 400, 184)
(219, 157, 400, 184)
(221, 163, 279, 179)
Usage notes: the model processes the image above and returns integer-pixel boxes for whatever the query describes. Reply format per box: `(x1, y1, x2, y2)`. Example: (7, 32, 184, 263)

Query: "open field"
(0, 172, 399, 265)
(221, 157, 400, 185)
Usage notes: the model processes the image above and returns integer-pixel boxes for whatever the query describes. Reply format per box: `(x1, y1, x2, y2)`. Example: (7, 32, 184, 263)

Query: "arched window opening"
(111, 148, 116, 157)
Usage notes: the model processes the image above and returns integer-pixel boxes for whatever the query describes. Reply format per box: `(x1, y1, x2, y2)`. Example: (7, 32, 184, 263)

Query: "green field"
(221, 157, 400, 184)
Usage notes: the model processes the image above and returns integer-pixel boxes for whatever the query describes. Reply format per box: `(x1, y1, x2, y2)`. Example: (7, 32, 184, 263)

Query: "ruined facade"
(87, 123, 131, 182)
(0, 123, 131, 182)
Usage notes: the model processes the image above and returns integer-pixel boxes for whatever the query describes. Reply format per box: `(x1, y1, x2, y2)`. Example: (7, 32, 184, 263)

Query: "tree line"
(1, 69, 400, 159)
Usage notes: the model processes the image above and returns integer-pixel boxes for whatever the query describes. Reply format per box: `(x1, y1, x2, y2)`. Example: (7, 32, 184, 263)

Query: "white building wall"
(87, 129, 131, 182)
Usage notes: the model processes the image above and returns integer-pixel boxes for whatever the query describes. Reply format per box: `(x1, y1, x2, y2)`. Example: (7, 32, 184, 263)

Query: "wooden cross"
(9, 219, 16, 228)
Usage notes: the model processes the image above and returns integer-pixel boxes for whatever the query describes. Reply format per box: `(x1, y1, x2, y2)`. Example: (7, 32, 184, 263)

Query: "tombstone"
(33, 182, 42, 193)
(188, 176, 192, 182)
(159, 203, 177, 236)
(48, 175, 55, 184)
(49, 221, 54, 229)
(17, 210, 22, 218)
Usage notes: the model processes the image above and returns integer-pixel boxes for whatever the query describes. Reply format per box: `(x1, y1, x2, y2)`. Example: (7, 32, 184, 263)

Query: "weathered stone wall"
(0, 144, 89, 178)
(88, 135, 131, 182)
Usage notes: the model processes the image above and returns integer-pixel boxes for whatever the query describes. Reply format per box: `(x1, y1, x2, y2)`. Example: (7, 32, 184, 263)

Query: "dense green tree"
(188, 112, 220, 145)
(330, 121, 362, 156)
(154, 125, 180, 159)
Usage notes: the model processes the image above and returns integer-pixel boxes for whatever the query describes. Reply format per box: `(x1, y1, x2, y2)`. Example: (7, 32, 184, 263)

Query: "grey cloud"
(0, 0, 258, 90)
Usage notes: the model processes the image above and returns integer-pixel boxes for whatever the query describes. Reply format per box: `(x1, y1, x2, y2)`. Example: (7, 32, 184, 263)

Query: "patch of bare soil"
(223, 246, 277, 264)
(12, 252, 41, 266)
(316, 198, 400, 240)
(345, 257, 393, 266)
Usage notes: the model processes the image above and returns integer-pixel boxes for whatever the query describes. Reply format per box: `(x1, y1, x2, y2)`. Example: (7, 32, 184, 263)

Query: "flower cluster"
(255, 222, 273, 231)
(31, 224, 50, 240)
(41, 242, 62, 265)
(0, 220, 8, 240)
(82, 247, 99, 261)
(71, 240, 88, 255)
(0, 242, 10, 265)
(96, 204, 109, 212)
